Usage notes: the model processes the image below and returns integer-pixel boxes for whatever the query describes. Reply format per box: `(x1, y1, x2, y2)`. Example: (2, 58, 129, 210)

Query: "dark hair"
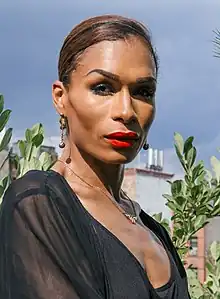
(58, 15, 158, 84)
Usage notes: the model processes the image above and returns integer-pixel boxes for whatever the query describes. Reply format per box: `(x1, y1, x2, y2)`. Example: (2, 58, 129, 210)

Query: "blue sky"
(0, 0, 220, 174)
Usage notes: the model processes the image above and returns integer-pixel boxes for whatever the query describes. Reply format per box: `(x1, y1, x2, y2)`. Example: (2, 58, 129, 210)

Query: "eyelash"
(91, 83, 114, 96)
(91, 83, 155, 100)
(133, 87, 155, 100)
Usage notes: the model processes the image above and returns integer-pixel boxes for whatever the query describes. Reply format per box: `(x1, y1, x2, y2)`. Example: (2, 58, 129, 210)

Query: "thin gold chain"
(58, 159, 138, 224)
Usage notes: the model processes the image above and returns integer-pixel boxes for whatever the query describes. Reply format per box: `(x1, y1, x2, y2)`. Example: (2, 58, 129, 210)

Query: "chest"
(107, 219, 169, 268)
(93, 212, 171, 289)
(77, 195, 171, 289)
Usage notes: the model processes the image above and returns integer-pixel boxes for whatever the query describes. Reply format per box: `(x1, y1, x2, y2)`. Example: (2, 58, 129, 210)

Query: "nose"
(112, 89, 137, 124)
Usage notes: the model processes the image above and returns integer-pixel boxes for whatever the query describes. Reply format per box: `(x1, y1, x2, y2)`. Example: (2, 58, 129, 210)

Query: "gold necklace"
(58, 159, 138, 224)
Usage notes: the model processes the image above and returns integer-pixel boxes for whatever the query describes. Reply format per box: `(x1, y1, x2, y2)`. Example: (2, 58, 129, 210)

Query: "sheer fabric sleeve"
(0, 172, 105, 299)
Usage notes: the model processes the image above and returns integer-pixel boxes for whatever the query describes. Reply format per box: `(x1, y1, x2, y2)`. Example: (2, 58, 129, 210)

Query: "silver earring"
(143, 142, 149, 150)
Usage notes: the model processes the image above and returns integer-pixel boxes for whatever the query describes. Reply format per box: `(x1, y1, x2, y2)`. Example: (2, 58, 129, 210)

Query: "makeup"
(105, 131, 139, 148)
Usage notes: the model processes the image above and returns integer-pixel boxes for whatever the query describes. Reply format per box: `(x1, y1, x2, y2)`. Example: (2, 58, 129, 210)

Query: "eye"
(91, 83, 114, 96)
(133, 86, 155, 100)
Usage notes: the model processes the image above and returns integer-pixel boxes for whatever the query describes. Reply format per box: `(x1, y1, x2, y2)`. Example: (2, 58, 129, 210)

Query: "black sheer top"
(0, 170, 191, 298)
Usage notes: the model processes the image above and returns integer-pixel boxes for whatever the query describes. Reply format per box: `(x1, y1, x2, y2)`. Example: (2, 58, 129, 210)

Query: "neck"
(57, 140, 125, 201)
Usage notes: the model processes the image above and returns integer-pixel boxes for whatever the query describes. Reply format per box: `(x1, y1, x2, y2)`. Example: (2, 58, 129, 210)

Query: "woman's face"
(53, 36, 156, 164)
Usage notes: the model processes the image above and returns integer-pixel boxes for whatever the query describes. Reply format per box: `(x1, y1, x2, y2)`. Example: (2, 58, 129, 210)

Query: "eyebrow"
(86, 69, 156, 84)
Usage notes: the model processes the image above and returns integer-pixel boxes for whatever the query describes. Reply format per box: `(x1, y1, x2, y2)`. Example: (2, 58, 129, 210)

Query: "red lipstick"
(105, 131, 139, 148)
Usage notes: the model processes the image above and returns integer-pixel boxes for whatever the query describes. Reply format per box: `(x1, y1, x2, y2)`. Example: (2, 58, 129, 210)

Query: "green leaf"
(175, 196, 187, 208)
(25, 143, 33, 161)
(31, 145, 39, 158)
(174, 132, 184, 153)
(191, 185, 202, 199)
(163, 194, 173, 202)
(0, 127, 12, 151)
(0, 176, 9, 200)
(0, 94, 4, 114)
(166, 201, 178, 212)
(18, 157, 25, 176)
(211, 206, 220, 217)
(183, 136, 194, 155)
(0, 186, 4, 201)
(152, 212, 162, 222)
(187, 268, 204, 298)
(171, 213, 182, 221)
(29, 157, 42, 170)
(31, 123, 43, 138)
(211, 156, 220, 182)
(194, 215, 208, 231)
(0, 109, 11, 132)
(39, 152, 52, 170)
(184, 174, 191, 186)
(174, 228, 184, 239)
(186, 146, 197, 168)
(210, 241, 220, 261)
(171, 180, 183, 196)
(160, 219, 171, 234)
(18, 140, 26, 158)
(1, 176, 9, 190)
(192, 163, 205, 181)
(19, 157, 41, 177)
(174, 144, 187, 172)
(213, 196, 220, 208)
(32, 134, 44, 148)
(206, 261, 215, 275)
(25, 128, 32, 143)
(177, 247, 188, 259)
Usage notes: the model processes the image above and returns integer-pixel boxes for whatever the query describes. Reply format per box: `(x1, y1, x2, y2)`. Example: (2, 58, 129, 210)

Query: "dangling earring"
(143, 142, 149, 150)
(59, 114, 67, 148)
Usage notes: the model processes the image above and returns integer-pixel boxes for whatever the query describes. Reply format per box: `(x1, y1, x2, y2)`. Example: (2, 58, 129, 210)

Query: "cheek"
(139, 104, 155, 130)
(67, 90, 107, 133)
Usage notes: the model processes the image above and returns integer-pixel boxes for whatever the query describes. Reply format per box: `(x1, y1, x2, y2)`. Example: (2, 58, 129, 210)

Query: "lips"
(105, 131, 139, 140)
(105, 131, 139, 148)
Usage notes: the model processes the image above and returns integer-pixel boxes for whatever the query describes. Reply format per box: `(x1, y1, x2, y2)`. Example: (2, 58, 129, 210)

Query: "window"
(189, 236, 198, 256)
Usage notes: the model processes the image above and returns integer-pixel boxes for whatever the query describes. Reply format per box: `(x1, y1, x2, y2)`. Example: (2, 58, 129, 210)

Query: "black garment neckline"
(47, 169, 176, 296)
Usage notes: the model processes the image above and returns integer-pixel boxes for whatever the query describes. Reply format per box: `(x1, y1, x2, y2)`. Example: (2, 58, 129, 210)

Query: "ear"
(52, 80, 67, 115)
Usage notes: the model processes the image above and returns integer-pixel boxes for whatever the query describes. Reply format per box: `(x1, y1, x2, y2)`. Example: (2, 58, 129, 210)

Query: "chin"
(99, 151, 137, 165)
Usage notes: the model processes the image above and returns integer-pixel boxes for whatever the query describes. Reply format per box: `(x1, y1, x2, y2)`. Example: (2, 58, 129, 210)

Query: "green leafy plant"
(204, 241, 220, 297)
(0, 95, 53, 202)
(187, 241, 220, 299)
(0, 94, 13, 200)
(162, 133, 220, 260)
(0, 123, 53, 202)
(154, 132, 220, 297)
(15, 123, 53, 178)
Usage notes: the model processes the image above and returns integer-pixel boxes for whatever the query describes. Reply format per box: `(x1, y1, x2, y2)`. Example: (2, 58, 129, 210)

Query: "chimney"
(147, 148, 153, 168)
(158, 150, 164, 171)
(153, 149, 158, 168)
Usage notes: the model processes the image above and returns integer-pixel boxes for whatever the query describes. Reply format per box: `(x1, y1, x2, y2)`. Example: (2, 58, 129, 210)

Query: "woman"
(0, 15, 190, 298)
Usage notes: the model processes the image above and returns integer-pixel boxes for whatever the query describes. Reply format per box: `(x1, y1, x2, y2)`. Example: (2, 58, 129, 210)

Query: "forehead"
(74, 37, 156, 80)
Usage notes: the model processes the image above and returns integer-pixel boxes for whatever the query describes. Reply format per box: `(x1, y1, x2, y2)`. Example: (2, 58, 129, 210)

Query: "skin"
(52, 36, 170, 289)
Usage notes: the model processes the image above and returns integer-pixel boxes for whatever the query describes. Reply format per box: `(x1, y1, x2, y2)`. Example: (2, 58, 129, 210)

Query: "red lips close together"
(105, 131, 139, 148)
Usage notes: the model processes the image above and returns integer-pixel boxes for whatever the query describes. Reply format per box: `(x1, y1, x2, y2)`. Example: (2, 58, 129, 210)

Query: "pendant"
(124, 213, 137, 224)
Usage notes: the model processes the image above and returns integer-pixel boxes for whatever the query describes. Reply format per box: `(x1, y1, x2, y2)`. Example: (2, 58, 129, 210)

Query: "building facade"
(122, 167, 173, 219)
